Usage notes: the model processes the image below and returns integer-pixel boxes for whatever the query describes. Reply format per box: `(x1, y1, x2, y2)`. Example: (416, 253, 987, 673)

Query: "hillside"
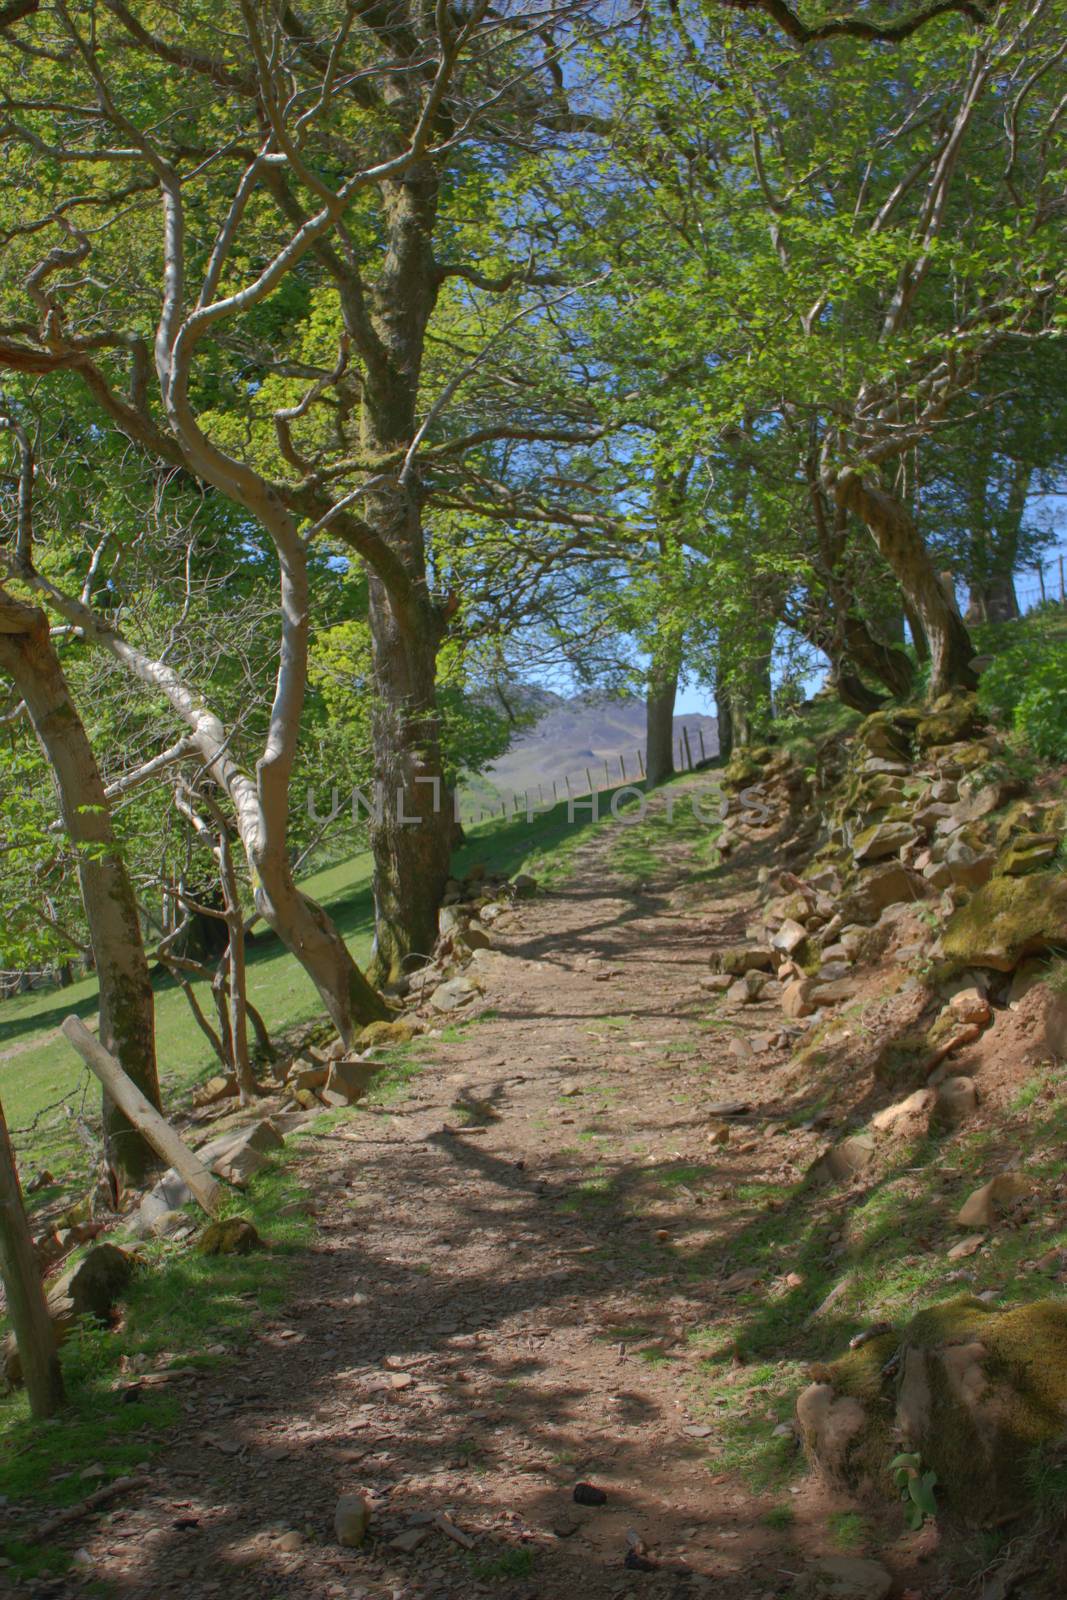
(474, 692, 719, 805)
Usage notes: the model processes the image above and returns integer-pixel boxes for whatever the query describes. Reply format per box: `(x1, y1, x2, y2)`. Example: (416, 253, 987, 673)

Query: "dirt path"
(71, 776, 863, 1600)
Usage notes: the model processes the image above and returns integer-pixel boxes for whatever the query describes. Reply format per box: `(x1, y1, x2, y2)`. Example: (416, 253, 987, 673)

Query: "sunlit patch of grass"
(467, 1547, 536, 1582)
(828, 1510, 870, 1551)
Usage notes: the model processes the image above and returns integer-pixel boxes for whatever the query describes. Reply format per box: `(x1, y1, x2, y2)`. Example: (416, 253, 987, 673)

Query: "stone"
(840, 863, 928, 925)
(957, 1172, 1031, 1228)
(334, 1493, 371, 1548)
(326, 1058, 380, 1104)
(701, 972, 735, 993)
(935, 1076, 978, 1124)
(390, 1527, 430, 1552)
(782, 978, 816, 1019)
(715, 943, 776, 975)
(197, 1217, 263, 1255)
(512, 873, 538, 897)
(728, 1035, 754, 1062)
(857, 711, 912, 762)
(429, 975, 482, 1012)
(201, 1119, 285, 1187)
(192, 1073, 239, 1107)
(862, 757, 909, 776)
(456, 926, 492, 953)
(139, 1169, 194, 1228)
(150, 1209, 195, 1240)
(944, 838, 996, 890)
(852, 820, 917, 864)
(949, 988, 991, 1026)
(916, 692, 983, 750)
(728, 969, 768, 1005)
(818, 961, 852, 982)
(871, 1090, 934, 1136)
(1045, 991, 1067, 1059)
(798, 1556, 892, 1600)
(812, 1135, 876, 1184)
(997, 834, 1059, 877)
(801, 1296, 1067, 1523)
(771, 918, 808, 955)
(942, 872, 1067, 971)
(809, 979, 858, 1007)
(357, 1019, 417, 1048)
(4, 1244, 136, 1385)
(286, 1062, 328, 1092)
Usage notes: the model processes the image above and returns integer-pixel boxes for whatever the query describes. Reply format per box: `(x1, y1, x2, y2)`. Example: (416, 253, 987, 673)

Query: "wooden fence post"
(682, 726, 693, 770)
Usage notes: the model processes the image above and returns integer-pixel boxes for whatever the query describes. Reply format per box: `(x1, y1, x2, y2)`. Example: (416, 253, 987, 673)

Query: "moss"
(856, 711, 912, 761)
(827, 1334, 899, 1403)
(942, 871, 1067, 971)
(915, 693, 983, 750)
(899, 1297, 1067, 1521)
(996, 835, 1059, 878)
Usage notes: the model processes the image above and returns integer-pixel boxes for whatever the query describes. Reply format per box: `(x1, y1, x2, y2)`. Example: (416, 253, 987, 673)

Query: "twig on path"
(27, 1475, 150, 1543)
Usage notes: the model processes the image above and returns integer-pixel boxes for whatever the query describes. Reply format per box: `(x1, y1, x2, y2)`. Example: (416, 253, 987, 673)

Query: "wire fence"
(460, 722, 715, 826)
(1015, 551, 1067, 614)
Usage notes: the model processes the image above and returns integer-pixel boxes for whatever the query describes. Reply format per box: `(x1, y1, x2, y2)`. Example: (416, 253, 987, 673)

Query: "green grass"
(0, 1138, 319, 1581)
(2, 793, 613, 1192)
(607, 774, 723, 883)
(467, 1546, 536, 1582)
(827, 1510, 870, 1551)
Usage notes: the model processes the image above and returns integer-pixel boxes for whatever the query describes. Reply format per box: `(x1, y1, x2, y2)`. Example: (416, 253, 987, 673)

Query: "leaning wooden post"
(0, 1096, 65, 1416)
(60, 1018, 221, 1215)
(682, 726, 694, 770)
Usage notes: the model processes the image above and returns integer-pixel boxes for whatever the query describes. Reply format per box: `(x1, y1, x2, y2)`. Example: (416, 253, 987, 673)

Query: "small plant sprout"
(890, 1451, 939, 1529)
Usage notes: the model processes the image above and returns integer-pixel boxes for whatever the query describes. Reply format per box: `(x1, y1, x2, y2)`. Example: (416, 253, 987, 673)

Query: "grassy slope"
(3, 792, 624, 1182)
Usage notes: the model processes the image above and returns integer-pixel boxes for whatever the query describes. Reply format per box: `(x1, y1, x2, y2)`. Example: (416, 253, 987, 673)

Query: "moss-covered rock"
(996, 834, 1060, 878)
(942, 871, 1067, 971)
(721, 752, 763, 792)
(915, 692, 983, 750)
(798, 1295, 1067, 1523)
(856, 711, 912, 762)
(197, 1217, 263, 1256)
(357, 1018, 418, 1047)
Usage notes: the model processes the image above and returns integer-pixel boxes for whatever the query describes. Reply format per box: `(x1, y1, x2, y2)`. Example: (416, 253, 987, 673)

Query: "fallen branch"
(28, 1474, 150, 1543)
(60, 1017, 221, 1214)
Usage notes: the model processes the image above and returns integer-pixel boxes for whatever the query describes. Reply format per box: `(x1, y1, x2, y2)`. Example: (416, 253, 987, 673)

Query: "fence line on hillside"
(461, 723, 714, 828)
(1015, 552, 1067, 614)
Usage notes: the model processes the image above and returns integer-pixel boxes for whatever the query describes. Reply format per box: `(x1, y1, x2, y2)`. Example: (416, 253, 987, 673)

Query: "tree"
(0, 0, 620, 990)
(0, 1096, 64, 1416)
(581, 0, 1067, 697)
(0, 570, 160, 1190)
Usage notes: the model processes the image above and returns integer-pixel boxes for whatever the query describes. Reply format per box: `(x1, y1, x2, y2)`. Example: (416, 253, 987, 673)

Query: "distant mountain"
(462, 691, 718, 809)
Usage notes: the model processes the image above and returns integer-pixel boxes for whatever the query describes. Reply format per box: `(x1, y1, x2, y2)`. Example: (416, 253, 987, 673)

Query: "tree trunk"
(357, 166, 453, 987)
(364, 575, 452, 984)
(0, 1096, 64, 1415)
(0, 596, 161, 1190)
(835, 471, 976, 697)
(645, 645, 680, 789)
(716, 693, 734, 762)
(966, 569, 1020, 625)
